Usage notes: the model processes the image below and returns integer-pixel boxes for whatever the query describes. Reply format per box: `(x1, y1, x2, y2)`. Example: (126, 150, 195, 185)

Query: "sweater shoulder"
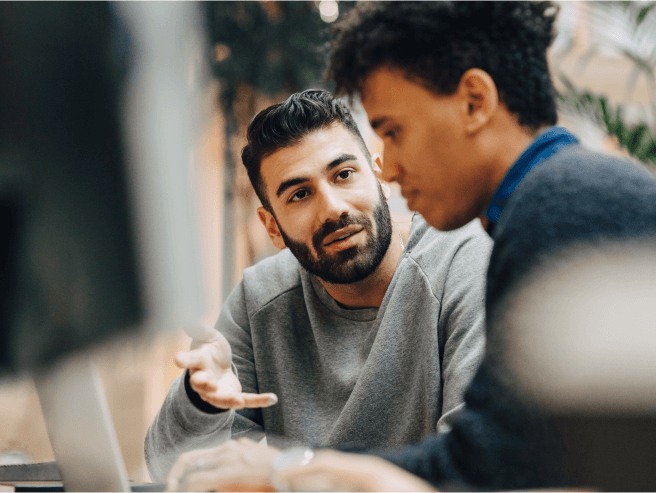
(407, 214, 492, 268)
(240, 249, 303, 312)
(517, 145, 656, 200)
(488, 145, 656, 308)
(499, 145, 656, 235)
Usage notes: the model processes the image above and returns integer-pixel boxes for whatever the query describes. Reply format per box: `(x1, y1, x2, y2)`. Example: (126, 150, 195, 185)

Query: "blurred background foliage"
(207, 2, 331, 98)
(559, 75, 656, 168)
(554, 1, 656, 171)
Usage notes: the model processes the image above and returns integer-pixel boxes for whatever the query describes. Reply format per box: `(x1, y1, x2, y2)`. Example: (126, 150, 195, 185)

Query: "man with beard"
(145, 89, 492, 484)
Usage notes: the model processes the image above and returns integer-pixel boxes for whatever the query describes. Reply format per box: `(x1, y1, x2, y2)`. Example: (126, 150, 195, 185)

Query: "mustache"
(312, 213, 372, 251)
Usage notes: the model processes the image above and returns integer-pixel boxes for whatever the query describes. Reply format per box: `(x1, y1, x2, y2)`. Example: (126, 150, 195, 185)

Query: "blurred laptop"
(33, 357, 133, 492)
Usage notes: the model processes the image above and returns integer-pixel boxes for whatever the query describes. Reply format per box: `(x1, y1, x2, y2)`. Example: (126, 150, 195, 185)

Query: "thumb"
(183, 322, 219, 343)
(174, 348, 208, 370)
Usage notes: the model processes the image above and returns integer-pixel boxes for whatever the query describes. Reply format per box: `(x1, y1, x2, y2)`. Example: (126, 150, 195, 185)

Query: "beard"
(278, 186, 393, 284)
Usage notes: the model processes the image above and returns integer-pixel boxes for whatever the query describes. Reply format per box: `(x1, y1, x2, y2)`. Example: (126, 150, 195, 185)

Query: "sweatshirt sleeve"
(144, 280, 264, 482)
(434, 228, 490, 434)
(143, 373, 235, 482)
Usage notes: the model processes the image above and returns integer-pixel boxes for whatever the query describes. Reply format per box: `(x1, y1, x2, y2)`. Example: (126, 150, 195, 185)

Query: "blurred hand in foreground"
(176, 323, 278, 410)
(271, 450, 437, 492)
(167, 437, 436, 492)
(167, 437, 280, 492)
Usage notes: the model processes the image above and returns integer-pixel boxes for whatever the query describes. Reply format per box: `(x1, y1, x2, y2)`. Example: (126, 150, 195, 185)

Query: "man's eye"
(337, 169, 352, 180)
(384, 127, 398, 140)
(290, 190, 309, 202)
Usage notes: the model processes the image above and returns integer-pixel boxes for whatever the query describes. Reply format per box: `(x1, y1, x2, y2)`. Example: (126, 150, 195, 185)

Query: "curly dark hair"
(242, 89, 371, 212)
(327, 2, 559, 131)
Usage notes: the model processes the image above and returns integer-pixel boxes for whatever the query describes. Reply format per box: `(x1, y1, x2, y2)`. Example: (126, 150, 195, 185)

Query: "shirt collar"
(484, 126, 578, 234)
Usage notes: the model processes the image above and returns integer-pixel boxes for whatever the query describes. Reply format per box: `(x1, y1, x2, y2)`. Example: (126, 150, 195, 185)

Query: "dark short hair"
(327, 2, 559, 131)
(241, 89, 371, 212)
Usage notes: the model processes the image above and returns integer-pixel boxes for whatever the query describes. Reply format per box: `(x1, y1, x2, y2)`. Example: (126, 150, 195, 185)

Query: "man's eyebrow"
(326, 153, 358, 172)
(275, 153, 359, 199)
(370, 117, 387, 130)
(276, 177, 308, 198)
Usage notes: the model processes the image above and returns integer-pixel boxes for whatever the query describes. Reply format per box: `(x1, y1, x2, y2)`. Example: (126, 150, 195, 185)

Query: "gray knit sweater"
(145, 215, 492, 481)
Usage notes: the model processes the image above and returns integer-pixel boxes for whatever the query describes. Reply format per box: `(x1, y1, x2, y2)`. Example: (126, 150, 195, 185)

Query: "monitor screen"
(0, 2, 209, 375)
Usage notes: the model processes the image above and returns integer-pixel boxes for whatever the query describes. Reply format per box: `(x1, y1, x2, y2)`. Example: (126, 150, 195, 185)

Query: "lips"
(323, 225, 363, 246)
(401, 188, 418, 200)
(401, 189, 419, 209)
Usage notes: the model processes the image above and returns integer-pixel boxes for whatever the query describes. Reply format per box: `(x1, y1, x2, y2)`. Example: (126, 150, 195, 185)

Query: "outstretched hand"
(176, 323, 278, 410)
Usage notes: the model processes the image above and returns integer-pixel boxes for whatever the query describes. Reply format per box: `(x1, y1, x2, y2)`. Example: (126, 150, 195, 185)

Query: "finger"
(167, 471, 184, 492)
(240, 392, 278, 408)
(205, 340, 233, 369)
(183, 322, 219, 343)
(181, 469, 271, 493)
(168, 448, 239, 491)
(174, 349, 210, 370)
(189, 371, 219, 393)
(167, 450, 208, 492)
(185, 337, 233, 369)
(181, 470, 230, 492)
(273, 467, 340, 492)
(272, 452, 345, 488)
(204, 392, 278, 410)
(203, 393, 246, 410)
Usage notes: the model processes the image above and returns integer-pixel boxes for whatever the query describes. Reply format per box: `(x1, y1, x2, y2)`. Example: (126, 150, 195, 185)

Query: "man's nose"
(317, 184, 350, 223)
(380, 150, 400, 183)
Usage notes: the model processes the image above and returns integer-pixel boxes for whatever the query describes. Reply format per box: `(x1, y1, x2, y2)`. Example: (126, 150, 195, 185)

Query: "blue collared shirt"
(484, 126, 579, 234)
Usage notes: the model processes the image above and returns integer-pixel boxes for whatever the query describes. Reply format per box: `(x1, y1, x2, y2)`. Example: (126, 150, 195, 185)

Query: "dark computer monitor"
(1, 3, 210, 490)
(0, 0, 209, 377)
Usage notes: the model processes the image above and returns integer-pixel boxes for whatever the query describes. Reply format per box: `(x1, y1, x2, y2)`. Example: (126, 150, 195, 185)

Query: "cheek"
(278, 213, 312, 242)
(396, 132, 429, 174)
(349, 175, 380, 201)
(402, 150, 432, 183)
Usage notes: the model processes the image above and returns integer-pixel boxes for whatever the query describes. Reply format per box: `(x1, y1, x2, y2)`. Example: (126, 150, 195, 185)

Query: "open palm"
(175, 324, 277, 410)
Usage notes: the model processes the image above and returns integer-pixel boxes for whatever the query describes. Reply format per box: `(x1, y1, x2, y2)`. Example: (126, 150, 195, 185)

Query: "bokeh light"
(319, 0, 338, 23)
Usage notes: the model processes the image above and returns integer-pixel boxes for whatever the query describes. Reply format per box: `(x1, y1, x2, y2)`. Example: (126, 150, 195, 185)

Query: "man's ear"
(257, 206, 286, 250)
(371, 154, 391, 200)
(458, 68, 499, 134)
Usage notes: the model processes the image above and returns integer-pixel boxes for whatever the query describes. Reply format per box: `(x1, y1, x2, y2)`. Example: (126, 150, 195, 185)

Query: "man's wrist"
(270, 447, 315, 491)
(183, 369, 228, 414)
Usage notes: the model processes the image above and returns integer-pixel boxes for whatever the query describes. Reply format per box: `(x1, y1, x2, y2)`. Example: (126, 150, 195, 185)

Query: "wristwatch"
(270, 446, 315, 491)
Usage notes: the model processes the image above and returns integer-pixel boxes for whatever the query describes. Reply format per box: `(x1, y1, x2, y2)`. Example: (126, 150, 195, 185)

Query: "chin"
(423, 208, 473, 232)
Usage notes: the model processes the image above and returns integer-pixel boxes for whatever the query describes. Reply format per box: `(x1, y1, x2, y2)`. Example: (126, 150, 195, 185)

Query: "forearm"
(364, 361, 568, 490)
(144, 372, 235, 482)
(339, 424, 460, 489)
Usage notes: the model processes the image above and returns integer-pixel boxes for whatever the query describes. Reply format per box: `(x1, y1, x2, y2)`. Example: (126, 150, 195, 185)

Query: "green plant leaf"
(637, 3, 656, 24)
(557, 75, 656, 173)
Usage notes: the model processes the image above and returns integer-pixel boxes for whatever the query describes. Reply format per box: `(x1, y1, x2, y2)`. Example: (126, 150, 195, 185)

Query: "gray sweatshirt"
(145, 215, 492, 481)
